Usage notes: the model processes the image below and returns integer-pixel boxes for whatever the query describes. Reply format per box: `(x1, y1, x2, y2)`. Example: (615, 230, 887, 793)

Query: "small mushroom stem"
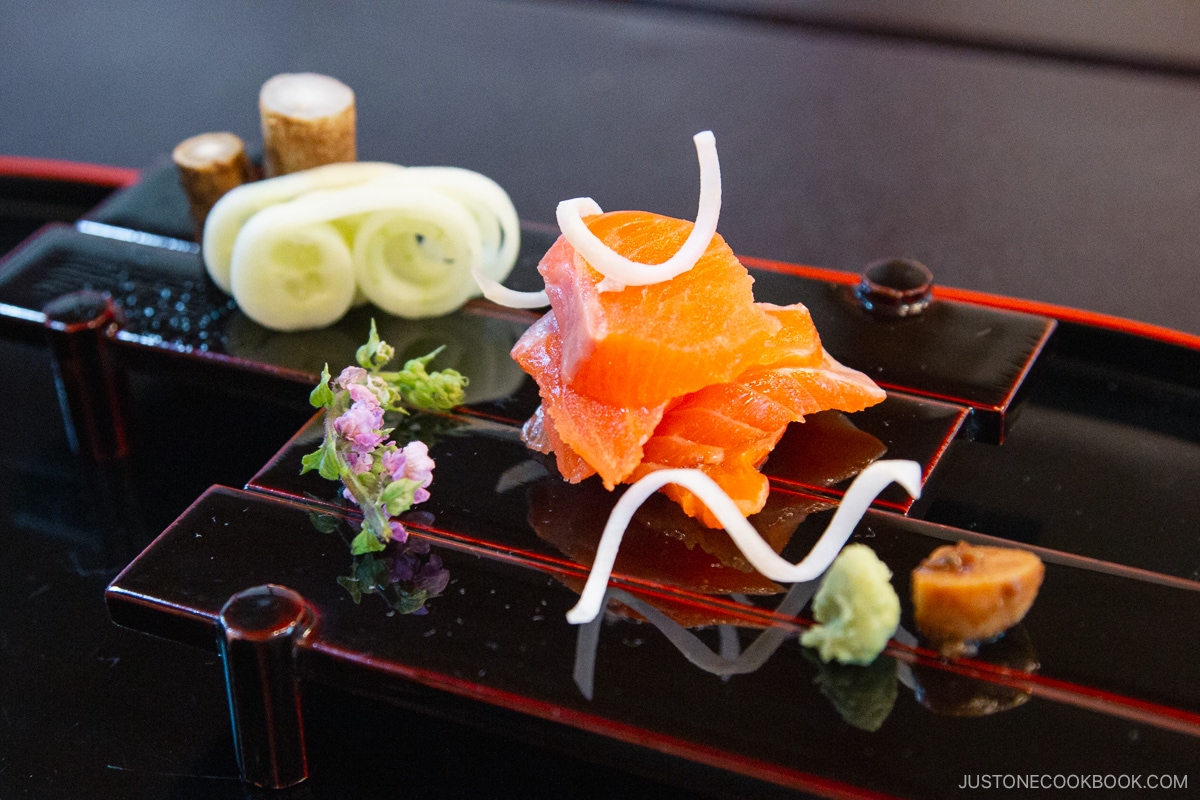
(259, 72, 356, 178)
(173, 132, 254, 240)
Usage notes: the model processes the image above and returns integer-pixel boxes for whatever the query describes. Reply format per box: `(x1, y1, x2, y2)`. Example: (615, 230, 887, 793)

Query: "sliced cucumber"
(351, 189, 485, 318)
(402, 167, 520, 281)
(203, 161, 405, 293)
(228, 216, 356, 332)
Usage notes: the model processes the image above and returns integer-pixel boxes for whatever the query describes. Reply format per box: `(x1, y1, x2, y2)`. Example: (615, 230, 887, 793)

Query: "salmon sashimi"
(512, 310, 665, 489)
(630, 457, 776, 529)
(752, 302, 823, 368)
(511, 206, 886, 527)
(538, 210, 781, 407)
(521, 405, 596, 484)
(627, 308, 887, 527)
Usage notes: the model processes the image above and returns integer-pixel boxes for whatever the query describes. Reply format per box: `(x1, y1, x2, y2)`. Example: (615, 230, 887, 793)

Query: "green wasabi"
(800, 544, 900, 665)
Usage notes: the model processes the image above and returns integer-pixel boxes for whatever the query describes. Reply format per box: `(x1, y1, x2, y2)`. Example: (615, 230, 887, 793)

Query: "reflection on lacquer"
(570, 591, 1041, 733)
(568, 581, 908, 731)
(900, 625, 1040, 717)
(516, 445, 1042, 730)
(528, 477, 831, 609)
(309, 510, 450, 615)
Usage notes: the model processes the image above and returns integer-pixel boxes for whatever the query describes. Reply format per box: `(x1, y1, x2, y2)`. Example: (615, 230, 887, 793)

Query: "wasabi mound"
(801, 544, 900, 665)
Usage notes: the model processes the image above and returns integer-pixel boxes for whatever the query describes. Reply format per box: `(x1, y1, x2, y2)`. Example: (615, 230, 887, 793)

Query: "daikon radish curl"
(471, 269, 549, 308)
(556, 131, 721, 292)
(565, 460, 922, 624)
(352, 192, 485, 319)
(403, 167, 521, 281)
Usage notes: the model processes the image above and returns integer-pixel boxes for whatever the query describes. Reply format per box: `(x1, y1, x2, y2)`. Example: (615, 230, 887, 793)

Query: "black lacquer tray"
(5, 162, 1200, 798)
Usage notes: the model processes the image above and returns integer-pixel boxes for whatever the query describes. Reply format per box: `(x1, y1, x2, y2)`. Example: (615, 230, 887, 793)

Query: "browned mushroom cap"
(912, 542, 1044, 656)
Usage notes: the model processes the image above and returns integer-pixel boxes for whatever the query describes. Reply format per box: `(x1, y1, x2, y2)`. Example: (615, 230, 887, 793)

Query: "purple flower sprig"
(302, 321, 467, 556)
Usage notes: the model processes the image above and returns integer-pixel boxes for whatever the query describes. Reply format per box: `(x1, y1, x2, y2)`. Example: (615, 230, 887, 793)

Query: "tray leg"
(42, 290, 130, 460)
(218, 584, 317, 789)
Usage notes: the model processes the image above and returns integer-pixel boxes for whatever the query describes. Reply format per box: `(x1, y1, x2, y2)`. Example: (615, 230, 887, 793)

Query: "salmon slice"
(631, 454, 778, 529)
(516, 215, 886, 527)
(521, 405, 596, 484)
(640, 433, 725, 468)
(753, 302, 823, 368)
(538, 210, 781, 407)
(628, 308, 886, 527)
(512, 310, 665, 489)
(748, 352, 888, 417)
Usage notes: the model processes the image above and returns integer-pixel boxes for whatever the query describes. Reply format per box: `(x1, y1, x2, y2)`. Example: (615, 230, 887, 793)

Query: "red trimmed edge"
(313, 640, 902, 800)
(741, 254, 1200, 352)
(0, 155, 140, 188)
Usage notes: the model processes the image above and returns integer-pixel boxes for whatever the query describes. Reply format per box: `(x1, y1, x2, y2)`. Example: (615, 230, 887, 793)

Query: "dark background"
(2, 2, 1199, 798)
(3, 0, 1198, 335)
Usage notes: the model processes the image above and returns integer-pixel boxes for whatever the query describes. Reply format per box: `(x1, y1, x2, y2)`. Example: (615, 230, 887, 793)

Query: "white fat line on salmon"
(556, 131, 721, 292)
(565, 460, 923, 625)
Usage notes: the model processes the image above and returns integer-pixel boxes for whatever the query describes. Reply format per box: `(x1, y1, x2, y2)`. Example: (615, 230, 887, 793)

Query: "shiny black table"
(3, 2, 1200, 798)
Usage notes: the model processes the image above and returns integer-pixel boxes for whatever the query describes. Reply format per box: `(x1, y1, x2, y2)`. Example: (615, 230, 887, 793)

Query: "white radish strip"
(203, 161, 405, 293)
(565, 460, 923, 624)
(352, 190, 485, 318)
(471, 268, 549, 308)
(404, 167, 521, 281)
(556, 131, 720, 291)
(229, 220, 355, 331)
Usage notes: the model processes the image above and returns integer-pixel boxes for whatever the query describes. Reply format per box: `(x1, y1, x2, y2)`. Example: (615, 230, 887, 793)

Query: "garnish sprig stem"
(303, 321, 467, 555)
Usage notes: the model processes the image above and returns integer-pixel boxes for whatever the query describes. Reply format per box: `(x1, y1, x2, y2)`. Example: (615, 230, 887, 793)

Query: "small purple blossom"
(333, 401, 385, 453)
(335, 365, 367, 389)
(401, 441, 435, 500)
(337, 366, 391, 408)
(380, 447, 407, 483)
(380, 441, 435, 505)
(347, 382, 380, 408)
(342, 448, 374, 477)
(388, 519, 408, 543)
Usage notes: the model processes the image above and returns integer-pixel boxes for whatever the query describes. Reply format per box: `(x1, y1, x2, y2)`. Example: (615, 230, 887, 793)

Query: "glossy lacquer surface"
(3, 166, 1195, 797)
(243, 410, 1200, 716)
(748, 266, 1055, 443)
(0, 223, 534, 404)
(109, 483, 1200, 799)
